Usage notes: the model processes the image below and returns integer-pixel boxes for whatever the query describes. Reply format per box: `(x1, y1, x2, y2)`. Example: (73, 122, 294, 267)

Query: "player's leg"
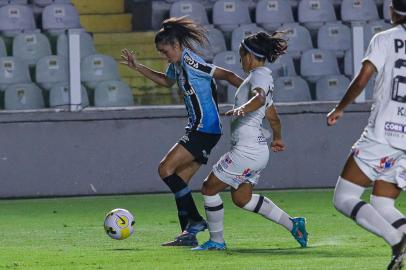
(231, 183, 308, 248)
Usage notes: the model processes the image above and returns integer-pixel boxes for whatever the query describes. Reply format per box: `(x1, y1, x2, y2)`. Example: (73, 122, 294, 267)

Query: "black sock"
(163, 174, 203, 229)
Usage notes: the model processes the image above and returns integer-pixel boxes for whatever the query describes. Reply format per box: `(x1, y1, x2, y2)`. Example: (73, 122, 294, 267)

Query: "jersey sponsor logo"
(242, 168, 253, 177)
(257, 135, 267, 144)
(183, 52, 211, 74)
(180, 134, 190, 144)
(379, 156, 396, 169)
(385, 121, 406, 134)
(220, 154, 232, 169)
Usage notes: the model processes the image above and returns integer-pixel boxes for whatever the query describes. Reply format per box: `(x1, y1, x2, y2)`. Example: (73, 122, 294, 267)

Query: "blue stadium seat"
(57, 31, 96, 60)
(213, 51, 245, 79)
(0, 56, 31, 91)
(81, 54, 120, 89)
(169, 1, 208, 25)
(255, 0, 294, 32)
(267, 53, 296, 78)
(298, 0, 336, 32)
(341, 0, 379, 23)
(0, 4, 36, 37)
(231, 24, 264, 52)
(0, 37, 6, 57)
(316, 74, 350, 101)
(35, 55, 68, 90)
(12, 32, 52, 67)
(344, 50, 354, 77)
(194, 25, 226, 62)
(317, 21, 351, 58)
(277, 23, 313, 60)
(0, 0, 27, 6)
(49, 81, 89, 108)
(363, 20, 391, 49)
(4, 83, 44, 110)
(274, 76, 312, 102)
(94, 80, 134, 107)
(383, 0, 390, 21)
(33, 0, 71, 7)
(212, 0, 251, 33)
(300, 49, 340, 83)
(42, 3, 81, 37)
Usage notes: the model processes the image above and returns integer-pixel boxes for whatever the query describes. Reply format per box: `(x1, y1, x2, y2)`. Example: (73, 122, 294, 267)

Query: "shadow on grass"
(110, 248, 142, 251)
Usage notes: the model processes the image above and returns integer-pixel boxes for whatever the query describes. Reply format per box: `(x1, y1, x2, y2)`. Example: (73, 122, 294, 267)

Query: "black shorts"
(178, 130, 221, 164)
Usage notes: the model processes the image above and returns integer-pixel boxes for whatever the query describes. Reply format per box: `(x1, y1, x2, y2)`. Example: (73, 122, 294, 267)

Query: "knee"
(201, 181, 216, 196)
(158, 161, 174, 179)
(232, 196, 250, 208)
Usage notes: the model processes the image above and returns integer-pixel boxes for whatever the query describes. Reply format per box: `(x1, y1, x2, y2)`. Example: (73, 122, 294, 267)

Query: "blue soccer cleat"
(191, 240, 226, 251)
(290, 217, 308, 248)
(185, 219, 208, 235)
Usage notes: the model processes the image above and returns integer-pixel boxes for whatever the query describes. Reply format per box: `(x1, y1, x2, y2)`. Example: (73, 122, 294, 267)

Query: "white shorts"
(212, 144, 269, 189)
(352, 135, 406, 189)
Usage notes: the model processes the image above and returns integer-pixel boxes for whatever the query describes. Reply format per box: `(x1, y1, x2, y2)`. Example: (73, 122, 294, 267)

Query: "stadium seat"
(277, 23, 313, 60)
(213, 51, 245, 80)
(363, 20, 391, 49)
(94, 80, 134, 107)
(33, 0, 71, 7)
(57, 31, 96, 60)
(0, 0, 28, 6)
(35, 55, 68, 90)
(0, 37, 6, 57)
(42, 3, 81, 37)
(12, 32, 52, 67)
(267, 53, 296, 78)
(0, 57, 31, 91)
(255, 0, 294, 32)
(4, 83, 44, 110)
(300, 49, 340, 83)
(194, 25, 226, 62)
(298, 0, 336, 32)
(231, 24, 264, 52)
(344, 50, 354, 77)
(81, 54, 120, 89)
(274, 76, 312, 102)
(317, 21, 351, 58)
(212, 0, 252, 33)
(0, 4, 36, 37)
(315, 74, 350, 101)
(341, 0, 379, 23)
(49, 81, 89, 108)
(383, 0, 390, 21)
(169, 1, 209, 25)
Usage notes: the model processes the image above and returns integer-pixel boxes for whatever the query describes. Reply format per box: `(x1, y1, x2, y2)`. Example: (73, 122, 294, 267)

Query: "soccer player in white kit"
(192, 32, 308, 251)
(327, 1, 406, 269)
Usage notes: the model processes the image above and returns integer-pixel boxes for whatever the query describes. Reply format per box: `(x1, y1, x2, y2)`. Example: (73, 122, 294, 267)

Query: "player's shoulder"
(250, 66, 273, 82)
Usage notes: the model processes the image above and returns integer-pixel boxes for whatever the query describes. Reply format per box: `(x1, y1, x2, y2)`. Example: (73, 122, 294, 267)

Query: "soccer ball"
(104, 208, 135, 240)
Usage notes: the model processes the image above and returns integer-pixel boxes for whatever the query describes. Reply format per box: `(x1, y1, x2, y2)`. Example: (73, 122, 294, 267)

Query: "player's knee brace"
(333, 177, 366, 219)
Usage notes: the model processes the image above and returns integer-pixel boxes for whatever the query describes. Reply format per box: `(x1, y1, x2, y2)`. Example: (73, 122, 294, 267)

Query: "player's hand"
(225, 106, 245, 117)
(120, 48, 138, 70)
(271, 139, 285, 152)
(326, 107, 343, 126)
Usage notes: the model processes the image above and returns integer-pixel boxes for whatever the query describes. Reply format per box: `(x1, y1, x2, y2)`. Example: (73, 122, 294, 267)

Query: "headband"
(241, 40, 265, 59)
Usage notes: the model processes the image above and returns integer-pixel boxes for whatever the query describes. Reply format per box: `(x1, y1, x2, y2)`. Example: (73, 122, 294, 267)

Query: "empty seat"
(49, 81, 89, 108)
(0, 56, 31, 91)
(344, 50, 354, 77)
(298, 0, 336, 32)
(33, 0, 71, 7)
(35, 55, 68, 90)
(267, 53, 296, 78)
(231, 24, 264, 52)
(0, 0, 28, 6)
(170, 1, 208, 25)
(363, 20, 391, 49)
(316, 74, 350, 101)
(94, 80, 134, 107)
(0, 37, 6, 57)
(213, 51, 245, 79)
(81, 54, 120, 89)
(341, 0, 379, 23)
(255, 0, 294, 32)
(0, 4, 36, 37)
(277, 23, 313, 60)
(12, 32, 51, 67)
(300, 49, 340, 83)
(274, 76, 312, 102)
(57, 31, 96, 59)
(383, 0, 390, 21)
(4, 83, 44, 110)
(212, 0, 251, 33)
(317, 21, 351, 58)
(42, 3, 80, 36)
(194, 25, 226, 62)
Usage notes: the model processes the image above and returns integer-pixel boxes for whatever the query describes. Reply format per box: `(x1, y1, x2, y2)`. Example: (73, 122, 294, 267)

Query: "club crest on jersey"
(242, 168, 253, 177)
(379, 156, 396, 169)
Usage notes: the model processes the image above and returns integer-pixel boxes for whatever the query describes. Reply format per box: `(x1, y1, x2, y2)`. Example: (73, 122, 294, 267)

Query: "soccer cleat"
(388, 234, 406, 270)
(191, 240, 227, 251)
(184, 219, 208, 235)
(161, 232, 198, 247)
(290, 217, 308, 248)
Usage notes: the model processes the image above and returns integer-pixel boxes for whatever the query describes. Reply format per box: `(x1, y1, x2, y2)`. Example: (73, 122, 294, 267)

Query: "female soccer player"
(192, 32, 308, 251)
(120, 17, 243, 246)
(327, 1, 406, 269)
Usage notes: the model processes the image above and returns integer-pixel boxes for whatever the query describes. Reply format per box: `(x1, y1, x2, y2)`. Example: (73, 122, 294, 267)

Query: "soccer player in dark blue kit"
(121, 16, 243, 246)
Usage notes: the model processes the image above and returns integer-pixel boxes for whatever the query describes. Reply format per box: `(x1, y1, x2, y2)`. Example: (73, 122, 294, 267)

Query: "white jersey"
(362, 24, 406, 150)
(230, 66, 274, 146)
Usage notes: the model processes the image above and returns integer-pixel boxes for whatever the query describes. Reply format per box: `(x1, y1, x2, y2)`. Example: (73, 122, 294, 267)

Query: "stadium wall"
(0, 102, 371, 198)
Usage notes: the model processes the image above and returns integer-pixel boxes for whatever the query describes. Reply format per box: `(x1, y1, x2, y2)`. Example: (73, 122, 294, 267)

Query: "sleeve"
(362, 33, 386, 73)
(165, 64, 176, 81)
(251, 71, 274, 107)
(182, 51, 216, 78)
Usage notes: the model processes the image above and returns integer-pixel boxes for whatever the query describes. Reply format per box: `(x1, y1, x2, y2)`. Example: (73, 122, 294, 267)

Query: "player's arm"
(120, 48, 175, 88)
(213, 67, 244, 88)
(266, 104, 285, 152)
(327, 60, 376, 126)
(225, 87, 266, 116)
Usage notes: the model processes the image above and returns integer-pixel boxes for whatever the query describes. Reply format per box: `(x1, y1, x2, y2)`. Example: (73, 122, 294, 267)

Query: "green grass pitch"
(0, 189, 404, 270)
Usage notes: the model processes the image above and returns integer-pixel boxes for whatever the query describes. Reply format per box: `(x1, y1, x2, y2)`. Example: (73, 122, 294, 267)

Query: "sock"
(242, 194, 293, 231)
(204, 194, 224, 243)
(163, 174, 203, 231)
(333, 177, 403, 246)
(371, 195, 406, 234)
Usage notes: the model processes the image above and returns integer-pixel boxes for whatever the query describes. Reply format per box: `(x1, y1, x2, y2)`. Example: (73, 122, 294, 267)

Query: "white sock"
(203, 194, 224, 243)
(371, 195, 406, 234)
(334, 177, 403, 246)
(243, 194, 293, 231)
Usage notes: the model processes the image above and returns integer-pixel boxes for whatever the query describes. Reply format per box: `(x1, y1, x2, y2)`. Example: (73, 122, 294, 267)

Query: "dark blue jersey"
(166, 48, 222, 134)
